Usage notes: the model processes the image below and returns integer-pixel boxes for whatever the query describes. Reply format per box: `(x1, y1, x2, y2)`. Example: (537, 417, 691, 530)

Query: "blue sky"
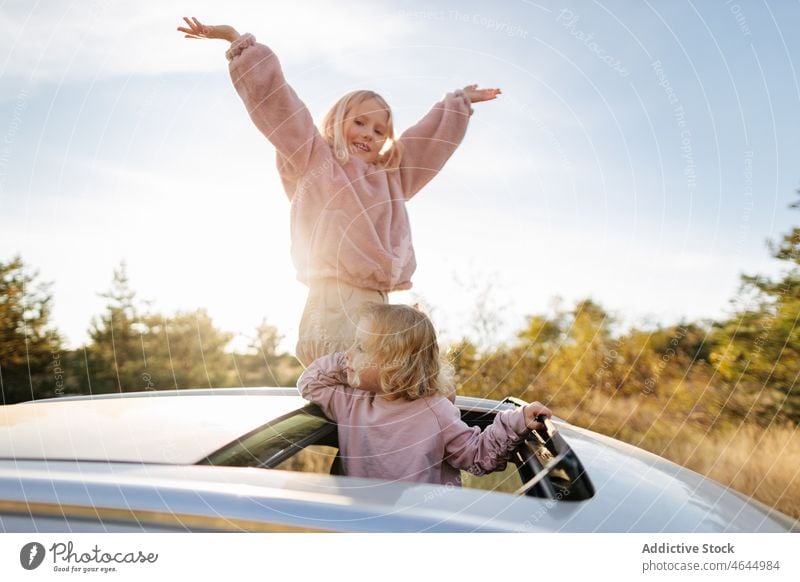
(1, 0, 798, 352)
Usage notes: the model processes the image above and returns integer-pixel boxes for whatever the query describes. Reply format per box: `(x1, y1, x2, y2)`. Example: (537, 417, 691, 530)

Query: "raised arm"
(178, 17, 323, 179)
(297, 352, 356, 421)
(396, 84, 501, 200)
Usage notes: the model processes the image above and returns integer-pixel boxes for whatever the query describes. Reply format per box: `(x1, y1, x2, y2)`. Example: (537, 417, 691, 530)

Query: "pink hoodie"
(226, 33, 474, 292)
(298, 352, 531, 486)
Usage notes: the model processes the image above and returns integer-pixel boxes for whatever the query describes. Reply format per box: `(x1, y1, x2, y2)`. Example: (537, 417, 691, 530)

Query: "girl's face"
(343, 98, 389, 165)
(344, 319, 381, 392)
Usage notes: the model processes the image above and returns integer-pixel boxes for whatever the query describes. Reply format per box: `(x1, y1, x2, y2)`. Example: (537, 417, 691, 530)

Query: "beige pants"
(295, 279, 388, 367)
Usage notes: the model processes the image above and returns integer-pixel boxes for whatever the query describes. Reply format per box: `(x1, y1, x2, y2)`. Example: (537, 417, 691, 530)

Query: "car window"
(273, 444, 338, 473)
(200, 406, 335, 468)
(461, 462, 523, 494)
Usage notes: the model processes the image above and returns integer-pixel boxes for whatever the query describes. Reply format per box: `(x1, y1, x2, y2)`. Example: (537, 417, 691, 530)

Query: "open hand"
(177, 16, 239, 42)
(462, 84, 502, 103)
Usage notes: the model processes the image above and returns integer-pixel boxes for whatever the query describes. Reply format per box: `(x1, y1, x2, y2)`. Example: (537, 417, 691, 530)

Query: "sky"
(1, 0, 798, 353)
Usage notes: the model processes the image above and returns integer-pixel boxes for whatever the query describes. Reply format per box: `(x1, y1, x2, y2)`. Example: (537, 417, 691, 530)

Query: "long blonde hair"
(319, 90, 403, 171)
(356, 302, 453, 400)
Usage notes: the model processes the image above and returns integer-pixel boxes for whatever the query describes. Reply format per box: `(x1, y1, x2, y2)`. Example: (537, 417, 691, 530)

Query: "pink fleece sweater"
(226, 33, 474, 292)
(298, 352, 531, 486)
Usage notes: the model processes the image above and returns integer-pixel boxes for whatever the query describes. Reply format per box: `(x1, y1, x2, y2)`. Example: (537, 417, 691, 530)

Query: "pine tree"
(85, 261, 145, 392)
(0, 256, 61, 403)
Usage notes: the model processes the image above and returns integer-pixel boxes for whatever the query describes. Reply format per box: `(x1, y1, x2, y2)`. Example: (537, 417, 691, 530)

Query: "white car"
(0, 388, 796, 532)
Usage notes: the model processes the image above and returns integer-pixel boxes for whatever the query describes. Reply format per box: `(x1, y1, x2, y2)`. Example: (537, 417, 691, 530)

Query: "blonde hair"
(356, 303, 453, 401)
(319, 90, 403, 171)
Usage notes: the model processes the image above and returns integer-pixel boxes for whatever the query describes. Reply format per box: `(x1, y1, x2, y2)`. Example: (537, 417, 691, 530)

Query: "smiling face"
(344, 318, 382, 392)
(343, 98, 389, 164)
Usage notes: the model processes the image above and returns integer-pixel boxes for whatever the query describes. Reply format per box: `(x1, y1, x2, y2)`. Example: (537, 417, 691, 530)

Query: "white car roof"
(0, 390, 307, 464)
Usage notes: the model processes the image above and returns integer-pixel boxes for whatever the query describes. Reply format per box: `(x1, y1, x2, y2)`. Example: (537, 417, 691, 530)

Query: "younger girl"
(177, 17, 501, 366)
(297, 302, 552, 486)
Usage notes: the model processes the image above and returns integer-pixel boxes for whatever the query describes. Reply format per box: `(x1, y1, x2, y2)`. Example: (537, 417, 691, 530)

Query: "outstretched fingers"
(177, 16, 209, 39)
(191, 17, 207, 33)
(177, 16, 197, 37)
(462, 85, 503, 103)
(479, 88, 502, 101)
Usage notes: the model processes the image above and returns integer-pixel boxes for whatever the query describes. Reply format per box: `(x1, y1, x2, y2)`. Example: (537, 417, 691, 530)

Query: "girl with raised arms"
(177, 17, 501, 366)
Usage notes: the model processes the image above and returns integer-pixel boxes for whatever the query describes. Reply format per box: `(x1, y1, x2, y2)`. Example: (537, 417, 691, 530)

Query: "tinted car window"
(201, 407, 334, 468)
(273, 444, 338, 473)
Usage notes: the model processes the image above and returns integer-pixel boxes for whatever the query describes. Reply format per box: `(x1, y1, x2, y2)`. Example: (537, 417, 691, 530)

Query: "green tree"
(139, 309, 235, 389)
(229, 318, 303, 387)
(84, 262, 145, 393)
(541, 299, 615, 398)
(0, 256, 62, 403)
(452, 299, 615, 404)
(710, 191, 800, 423)
(85, 263, 241, 391)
